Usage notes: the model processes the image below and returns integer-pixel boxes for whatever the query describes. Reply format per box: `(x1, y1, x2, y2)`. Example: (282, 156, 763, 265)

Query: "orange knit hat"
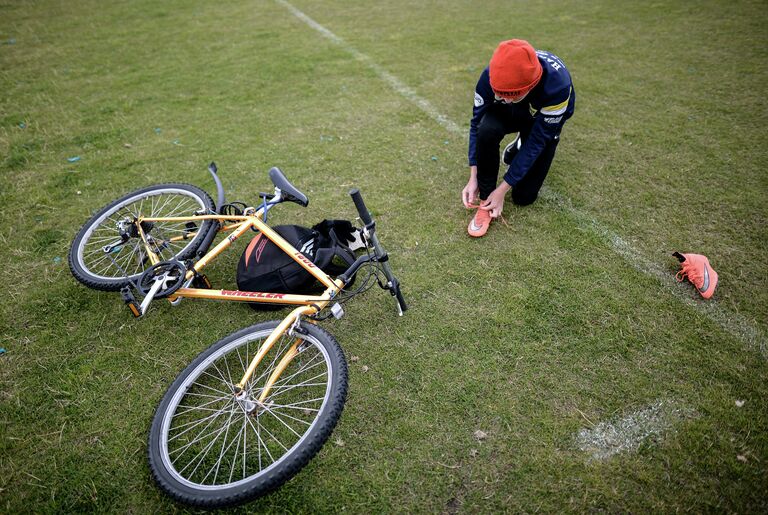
(489, 40, 542, 97)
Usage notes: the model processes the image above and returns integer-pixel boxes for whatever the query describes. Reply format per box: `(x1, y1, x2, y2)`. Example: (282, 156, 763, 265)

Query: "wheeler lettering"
(221, 290, 286, 299)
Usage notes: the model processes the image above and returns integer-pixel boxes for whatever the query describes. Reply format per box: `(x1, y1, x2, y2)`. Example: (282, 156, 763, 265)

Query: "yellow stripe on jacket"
(540, 87, 571, 116)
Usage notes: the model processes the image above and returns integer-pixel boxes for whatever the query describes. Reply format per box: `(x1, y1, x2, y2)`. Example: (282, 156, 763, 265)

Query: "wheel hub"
(235, 391, 265, 416)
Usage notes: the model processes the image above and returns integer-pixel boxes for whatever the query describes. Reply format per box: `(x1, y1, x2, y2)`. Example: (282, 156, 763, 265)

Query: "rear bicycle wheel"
(68, 184, 216, 290)
(148, 321, 348, 508)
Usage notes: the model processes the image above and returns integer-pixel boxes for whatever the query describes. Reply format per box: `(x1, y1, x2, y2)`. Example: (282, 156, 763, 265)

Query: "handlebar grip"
(349, 188, 374, 226)
(394, 282, 408, 314)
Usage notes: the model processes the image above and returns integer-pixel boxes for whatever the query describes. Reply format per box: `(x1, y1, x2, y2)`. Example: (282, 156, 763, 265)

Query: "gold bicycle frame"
(137, 210, 347, 401)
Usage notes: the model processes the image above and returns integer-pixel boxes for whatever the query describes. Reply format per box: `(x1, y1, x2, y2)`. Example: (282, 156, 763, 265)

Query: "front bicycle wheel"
(68, 184, 216, 291)
(148, 321, 348, 508)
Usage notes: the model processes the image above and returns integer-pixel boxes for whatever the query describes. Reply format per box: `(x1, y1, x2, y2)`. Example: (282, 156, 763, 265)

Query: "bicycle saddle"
(269, 167, 309, 207)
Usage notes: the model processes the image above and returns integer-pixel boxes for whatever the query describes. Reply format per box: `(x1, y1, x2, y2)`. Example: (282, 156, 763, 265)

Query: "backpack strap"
(309, 222, 355, 276)
(312, 219, 354, 244)
(312, 219, 366, 251)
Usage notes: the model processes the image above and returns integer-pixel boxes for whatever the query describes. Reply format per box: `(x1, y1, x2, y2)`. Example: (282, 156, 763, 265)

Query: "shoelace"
(676, 263, 701, 285)
(467, 206, 512, 227)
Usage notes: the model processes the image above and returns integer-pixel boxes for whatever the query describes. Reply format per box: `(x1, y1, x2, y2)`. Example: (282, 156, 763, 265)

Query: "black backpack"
(236, 220, 358, 310)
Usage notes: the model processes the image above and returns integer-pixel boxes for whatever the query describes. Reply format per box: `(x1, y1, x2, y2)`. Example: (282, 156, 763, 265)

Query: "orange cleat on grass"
(468, 207, 492, 237)
(673, 252, 718, 299)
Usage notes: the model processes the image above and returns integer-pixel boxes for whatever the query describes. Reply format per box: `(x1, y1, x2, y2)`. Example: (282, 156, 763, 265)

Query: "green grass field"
(2, 0, 767, 512)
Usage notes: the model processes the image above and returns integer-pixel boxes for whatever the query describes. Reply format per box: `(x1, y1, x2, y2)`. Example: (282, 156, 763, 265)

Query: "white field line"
(575, 400, 696, 460)
(274, 0, 767, 359)
(274, 0, 461, 134)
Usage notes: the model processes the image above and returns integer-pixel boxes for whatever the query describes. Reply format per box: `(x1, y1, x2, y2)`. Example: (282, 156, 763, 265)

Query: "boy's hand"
(462, 166, 479, 208)
(479, 182, 511, 218)
(462, 179, 479, 208)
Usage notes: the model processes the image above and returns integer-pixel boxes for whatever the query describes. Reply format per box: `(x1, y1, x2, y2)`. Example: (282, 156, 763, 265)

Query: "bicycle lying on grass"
(68, 164, 406, 507)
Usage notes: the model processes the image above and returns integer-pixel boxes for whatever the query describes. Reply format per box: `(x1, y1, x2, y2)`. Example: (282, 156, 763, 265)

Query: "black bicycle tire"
(147, 321, 348, 508)
(68, 183, 216, 291)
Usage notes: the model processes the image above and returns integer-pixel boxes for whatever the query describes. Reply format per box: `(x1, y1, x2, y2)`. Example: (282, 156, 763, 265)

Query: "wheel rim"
(159, 328, 334, 490)
(77, 188, 208, 282)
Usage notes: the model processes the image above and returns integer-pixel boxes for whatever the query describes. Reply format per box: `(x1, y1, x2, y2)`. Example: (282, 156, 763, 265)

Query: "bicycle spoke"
(245, 411, 273, 468)
(261, 404, 317, 428)
(175, 401, 230, 417)
(178, 405, 239, 479)
(187, 378, 232, 398)
(267, 397, 326, 410)
(173, 406, 237, 468)
(168, 401, 234, 444)
(203, 409, 242, 485)
(204, 362, 231, 389)
(242, 415, 248, 481)
(275, 355, 324, 387)
(227, 419, 247, 484)
(260, 406, 303, 439)
(182, 391, 231, 401)
(220, 352, 236, 391)
(266, 375, 327, 404)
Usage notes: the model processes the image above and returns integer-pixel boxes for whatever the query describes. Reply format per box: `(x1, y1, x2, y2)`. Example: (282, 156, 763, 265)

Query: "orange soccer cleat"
(468, 207, 492, 237)
(673, 252, 718, 299)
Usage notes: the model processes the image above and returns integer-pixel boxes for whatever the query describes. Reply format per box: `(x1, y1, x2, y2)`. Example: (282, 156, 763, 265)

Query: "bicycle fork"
(233, 282, 342, 413)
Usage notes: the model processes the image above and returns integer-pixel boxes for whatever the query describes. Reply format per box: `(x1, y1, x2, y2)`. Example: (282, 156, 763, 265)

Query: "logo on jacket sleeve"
(474, 92, 484, 107)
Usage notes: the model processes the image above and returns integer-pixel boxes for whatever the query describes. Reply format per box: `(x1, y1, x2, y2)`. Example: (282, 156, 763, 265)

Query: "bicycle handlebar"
(348, 188, 407, 315)
(349, 188, 373, 226)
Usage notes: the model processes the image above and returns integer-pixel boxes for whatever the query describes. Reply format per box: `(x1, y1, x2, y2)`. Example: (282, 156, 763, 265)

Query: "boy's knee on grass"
(511, 190, 539, 206)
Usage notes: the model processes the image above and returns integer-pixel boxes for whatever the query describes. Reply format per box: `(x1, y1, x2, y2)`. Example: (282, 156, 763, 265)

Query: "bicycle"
(68, 164, 407, 507)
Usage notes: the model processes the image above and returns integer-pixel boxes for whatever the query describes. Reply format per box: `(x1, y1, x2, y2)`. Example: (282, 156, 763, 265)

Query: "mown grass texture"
(1, 0, 766, 512)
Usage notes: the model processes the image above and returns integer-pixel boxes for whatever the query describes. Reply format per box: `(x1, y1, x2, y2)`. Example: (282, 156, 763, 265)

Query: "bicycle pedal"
(192, 273, 212, 289)
(120, 287, 142, 318)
